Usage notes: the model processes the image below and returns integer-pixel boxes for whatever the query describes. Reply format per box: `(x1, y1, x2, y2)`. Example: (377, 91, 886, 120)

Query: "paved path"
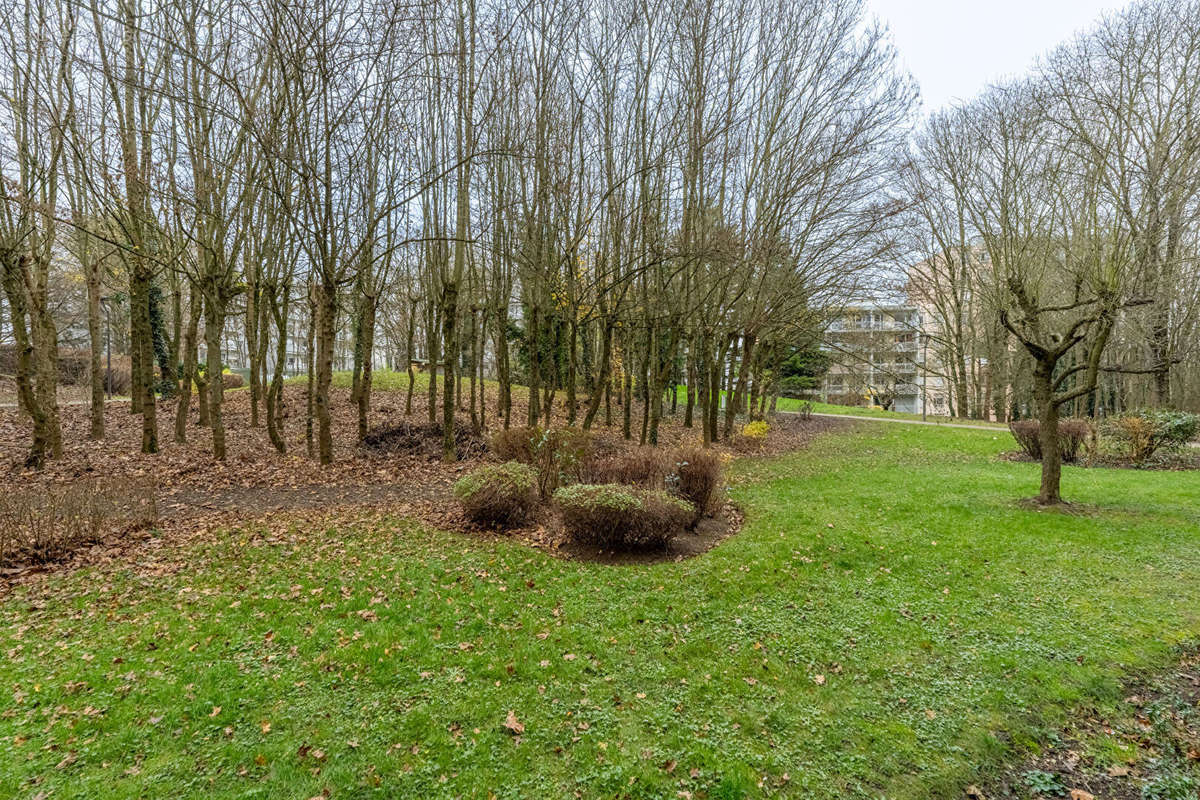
(785, 411, 1007, 432)
(795, 410, 1200, 446)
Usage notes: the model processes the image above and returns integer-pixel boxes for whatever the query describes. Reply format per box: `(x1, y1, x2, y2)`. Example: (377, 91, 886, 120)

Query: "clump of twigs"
(0, 478, 157, 568)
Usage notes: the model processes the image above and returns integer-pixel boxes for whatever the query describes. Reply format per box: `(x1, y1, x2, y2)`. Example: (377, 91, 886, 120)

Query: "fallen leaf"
(504, 710, 525, 735)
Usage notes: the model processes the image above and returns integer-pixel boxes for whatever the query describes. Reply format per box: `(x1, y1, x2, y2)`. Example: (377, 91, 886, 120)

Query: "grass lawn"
(3, 424, 1199, 798)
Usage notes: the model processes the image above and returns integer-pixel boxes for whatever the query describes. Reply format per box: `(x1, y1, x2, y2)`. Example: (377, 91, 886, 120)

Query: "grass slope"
(2, 425, 1199, 799)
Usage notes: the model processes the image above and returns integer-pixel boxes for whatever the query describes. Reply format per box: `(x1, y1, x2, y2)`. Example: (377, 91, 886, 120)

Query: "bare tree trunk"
(266, 290, 289, 454)
(86, 259, 104, 439)
(315, 282, 337, 464)
(175, 285, 201, 443)
(1032, 366, 1062, 505)
(203, 292, 227, 460)
(357, 293, 376, 442)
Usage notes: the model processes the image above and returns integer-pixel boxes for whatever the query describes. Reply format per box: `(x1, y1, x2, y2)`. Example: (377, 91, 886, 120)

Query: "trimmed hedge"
(553, 484, 691, 550)
(453, 461, 538, 526)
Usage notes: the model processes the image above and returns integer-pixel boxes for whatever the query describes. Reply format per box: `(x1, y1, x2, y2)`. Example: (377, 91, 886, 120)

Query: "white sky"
(866, 0, 1126, 111)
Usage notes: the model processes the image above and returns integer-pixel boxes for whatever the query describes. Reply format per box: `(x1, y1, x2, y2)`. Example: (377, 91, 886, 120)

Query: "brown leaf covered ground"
(0, 382, 847, 582)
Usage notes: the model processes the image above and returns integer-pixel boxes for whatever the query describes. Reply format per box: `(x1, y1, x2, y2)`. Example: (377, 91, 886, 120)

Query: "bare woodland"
(2, 0, 1200, 506)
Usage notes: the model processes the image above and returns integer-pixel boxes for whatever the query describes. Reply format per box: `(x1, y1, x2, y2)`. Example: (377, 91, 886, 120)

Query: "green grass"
(801, 400, 1007, 427)
(305, 369, 1001, 428)
(3, 425, 1199, 798)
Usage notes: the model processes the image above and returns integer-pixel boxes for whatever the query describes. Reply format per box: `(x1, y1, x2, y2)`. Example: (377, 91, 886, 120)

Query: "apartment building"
(820, 304, 950, 415)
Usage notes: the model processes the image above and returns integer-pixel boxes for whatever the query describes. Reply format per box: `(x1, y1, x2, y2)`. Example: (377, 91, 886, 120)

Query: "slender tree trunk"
(86, 261, 104, 440)
(266, 292, 289, 454)
(441, 282, 459, 461)
(581, 317, 614, 430)
(405, 297, 418, 416)
(175, 285, 201, 443)
(315, 281, 337, 464)
(131, 266, 157, 453)
(305, 286, 317, 457)
(357, 294, 376, 442)
(203, 292, 227, 460)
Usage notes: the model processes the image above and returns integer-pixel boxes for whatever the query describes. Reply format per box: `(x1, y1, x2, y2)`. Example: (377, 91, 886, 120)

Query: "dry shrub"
(673, 446, 724, 526)
(0, 345, 90, 385)
(453, 462, 537, 527)
(0, 478, 157, 567)
(222, 372, 245, 389)
(101, 355, 133, 396)
(362, 418, 486, 461)
(1106, 410, 1200, 465)
(579, 447, 672, 489)
(489, 426, 592, 497)
(1008, 418, 1092, 463)
(489, 426, 542, 464)
(553, 484, 691, 550)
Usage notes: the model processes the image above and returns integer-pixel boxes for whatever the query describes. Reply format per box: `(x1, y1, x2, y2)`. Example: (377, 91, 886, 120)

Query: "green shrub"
(1106, 410, 1200, 465)
(673, 446, 724, 527)
(553, 484, 691, 550)
(453, 462, 538, 526)
(1008, 418, 1092, 463)
(743, 420, 769, 439)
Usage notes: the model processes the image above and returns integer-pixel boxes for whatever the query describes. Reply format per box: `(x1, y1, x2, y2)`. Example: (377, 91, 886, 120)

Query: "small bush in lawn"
(1057, 419, 1092, 462)
(453, 462, 537, 526)
(1106, 410, 1200, 465)
(1008, 418, 1092, 463)
(673, 446, 724, 526)
(554, 484, 691, 550)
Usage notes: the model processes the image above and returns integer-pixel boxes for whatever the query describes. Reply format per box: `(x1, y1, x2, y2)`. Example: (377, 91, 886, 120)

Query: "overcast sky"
(866, 0, 1126, 112)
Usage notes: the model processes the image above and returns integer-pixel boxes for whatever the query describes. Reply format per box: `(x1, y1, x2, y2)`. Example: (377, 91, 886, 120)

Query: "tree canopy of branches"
(0, 0, 913, 468)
